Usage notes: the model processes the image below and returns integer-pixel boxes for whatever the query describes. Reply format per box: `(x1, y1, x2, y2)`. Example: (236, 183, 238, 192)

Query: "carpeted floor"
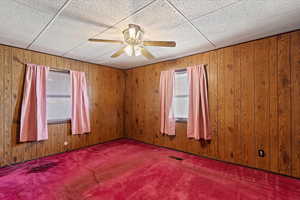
(0, 139, 299, 200)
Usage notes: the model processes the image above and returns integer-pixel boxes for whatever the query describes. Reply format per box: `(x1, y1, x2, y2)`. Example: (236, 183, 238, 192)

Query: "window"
(46, 71, 71, 124)
(173, 71, 189, 121)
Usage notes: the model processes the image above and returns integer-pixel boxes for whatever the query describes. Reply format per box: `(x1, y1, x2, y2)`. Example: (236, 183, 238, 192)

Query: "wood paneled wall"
(0, 45, 125, 167)
(1, 30, 299, 178)
(124, 30, 300, 178)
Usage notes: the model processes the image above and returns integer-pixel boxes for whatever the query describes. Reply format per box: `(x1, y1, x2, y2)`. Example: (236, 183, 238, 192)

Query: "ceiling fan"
(88, 24, 176, 59)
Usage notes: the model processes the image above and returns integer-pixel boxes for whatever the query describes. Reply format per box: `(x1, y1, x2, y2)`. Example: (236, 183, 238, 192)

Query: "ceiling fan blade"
(111, 46, 126, 58)
(143, 41, 176, 47)
(141, 47, 155, 59)
(88, 38, 124, 44)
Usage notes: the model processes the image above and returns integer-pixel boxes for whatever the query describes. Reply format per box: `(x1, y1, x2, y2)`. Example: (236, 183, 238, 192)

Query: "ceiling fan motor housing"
(123, 24, 144, 46)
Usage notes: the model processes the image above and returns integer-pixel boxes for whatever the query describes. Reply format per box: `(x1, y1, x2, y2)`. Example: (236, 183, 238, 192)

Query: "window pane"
(174, 96, 188, 119)
(175, 72, 188, 96)
(47, 71, 70, 96)
(47, 97, 71, 121)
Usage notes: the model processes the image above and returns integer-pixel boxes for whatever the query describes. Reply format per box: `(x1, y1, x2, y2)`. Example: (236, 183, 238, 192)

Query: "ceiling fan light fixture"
(89, 23, 176, 60)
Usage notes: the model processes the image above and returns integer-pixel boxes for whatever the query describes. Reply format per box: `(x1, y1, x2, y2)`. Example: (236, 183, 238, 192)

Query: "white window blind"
(173, 71, 189, 121)
(46, 71, 71, 123)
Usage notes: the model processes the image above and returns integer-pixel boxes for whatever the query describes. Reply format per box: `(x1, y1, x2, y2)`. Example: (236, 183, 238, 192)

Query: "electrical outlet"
(258, 149, 265, 157)
(64, 141, 68, 146)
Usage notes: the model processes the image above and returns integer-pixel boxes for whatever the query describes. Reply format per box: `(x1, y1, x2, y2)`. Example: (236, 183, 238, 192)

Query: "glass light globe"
(124, 45, 142, 56)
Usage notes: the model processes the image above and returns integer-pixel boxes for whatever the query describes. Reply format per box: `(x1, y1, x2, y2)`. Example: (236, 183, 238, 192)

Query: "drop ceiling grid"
(0, 0, 300, 68)
(67, 0, 215, 68)
(11, 0, 67, 15)
(55, 0, 300, 68)
(190, 0, 300, 48)
(29, 0, 155, 56)
(167, 0, 241, 21)
(62, 0, 167, 62)
(0, 0, 66, 48)
(64, 27, 125, 62)
(68, 0, 243, 61)
(65, 0, 243, 65)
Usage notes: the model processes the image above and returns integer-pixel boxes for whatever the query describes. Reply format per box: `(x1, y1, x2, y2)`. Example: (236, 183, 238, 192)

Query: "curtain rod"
(175, 64, 208, 72)
(49, 67, 70, 73)
(175, 68, 187, 73)
(14, 57, 70, 73)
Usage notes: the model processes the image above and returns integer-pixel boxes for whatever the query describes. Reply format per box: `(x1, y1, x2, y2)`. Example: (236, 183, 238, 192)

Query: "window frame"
(46, 70, 71, 125)
(174, 70, 189, 123)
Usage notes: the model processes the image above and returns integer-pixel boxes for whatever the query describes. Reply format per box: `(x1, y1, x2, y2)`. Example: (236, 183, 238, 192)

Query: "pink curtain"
(70, 71, 91, 134)
(159, 70, 176, 135)
(20, 64, 49, 142)
(187, 65, 211, 140)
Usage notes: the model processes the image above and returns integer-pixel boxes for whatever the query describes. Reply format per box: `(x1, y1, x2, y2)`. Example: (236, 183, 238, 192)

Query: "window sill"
(176, 118, 187, 123)
(48, 119, 71, 125)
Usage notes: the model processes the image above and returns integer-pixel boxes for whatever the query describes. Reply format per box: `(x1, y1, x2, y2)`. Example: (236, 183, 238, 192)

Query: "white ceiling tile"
(167, 0, 239, 20)
(66, 43, 123, 62)
(11, 0, 65, 14)
(192, 0, 300, 47)
(30, 0, 153, 56)
(0, 0, 64, 48)
(95, 55, 156, 69)
(65, 28, 124, 60)
(145, 22, 213, 60)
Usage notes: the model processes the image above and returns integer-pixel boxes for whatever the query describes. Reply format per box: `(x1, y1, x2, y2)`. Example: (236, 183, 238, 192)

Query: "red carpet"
(0, 139, 299, 200)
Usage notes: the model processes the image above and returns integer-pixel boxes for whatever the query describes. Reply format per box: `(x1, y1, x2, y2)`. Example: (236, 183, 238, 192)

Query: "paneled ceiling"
(1, 0, 300, 69)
